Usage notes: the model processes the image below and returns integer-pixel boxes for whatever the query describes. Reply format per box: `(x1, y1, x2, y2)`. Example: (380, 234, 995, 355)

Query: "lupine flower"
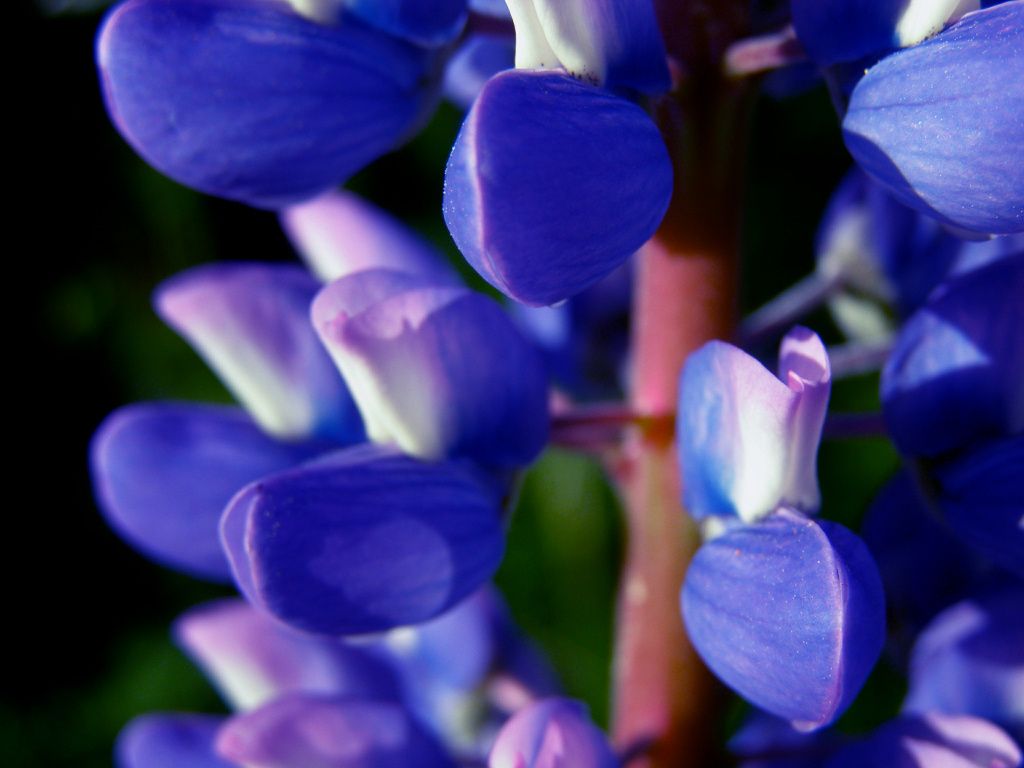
(442, 0, 673, 306)
(97, 0, 445, 208)
(679, 328, 885, 729)
(488, 697, 617, 768)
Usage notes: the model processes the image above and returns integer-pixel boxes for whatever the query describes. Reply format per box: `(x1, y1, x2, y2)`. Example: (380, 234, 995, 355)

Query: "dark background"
(15, 4, 899, 766)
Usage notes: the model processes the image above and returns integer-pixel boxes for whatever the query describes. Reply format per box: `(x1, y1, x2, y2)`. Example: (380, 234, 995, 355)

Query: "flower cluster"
(89, 0, 1023, 766)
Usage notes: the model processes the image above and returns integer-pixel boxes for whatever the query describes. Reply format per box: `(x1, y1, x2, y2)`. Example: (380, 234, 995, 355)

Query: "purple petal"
(221, 446, 505, 635)
(934, 435, 1024, 577)
(116, 714, 231, 768)
(216, 693, 455, 768)
(313, 273, 550, 465)
(97, 0, 437, 208)
(678, 329, 830, 522)
(443, 69, 672, 306)
(341, 0, 467, 46)
(155, 263, 362, 443)
(488, 698, 617, 768)
(905, 588, 1024, 741)
(91, 403, 325, 581)
(280, 191, 458, 285)
(443, 34, 515, 110)
(881, 254, 1024, 458)
(506, 0, 669, 93)
(175, 598, 401, 711)
(843, 3, 1024, 234)
(825, 714, 1022, 768)
(681, 509, 885, 730)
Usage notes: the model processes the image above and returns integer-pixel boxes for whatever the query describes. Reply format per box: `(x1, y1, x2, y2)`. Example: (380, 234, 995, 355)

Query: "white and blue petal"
(156, 263, 363, 443)
(443, 69, 672, 307)
(90, 403, 325, 581)
(280, 191, 458, 285)
(505, 0, 669, 93)
(117, 714, 231, 768)
(881, 254, 1024, 458)
(220, 446, 505, 635)
(175, 599, 401, 711)
(97, 0, 438, 208)
(313, 272, 549, 465)
(825, 714, 1022, 768)
(488, 698, 617, 768)
(216, 694, 455, 768)
(681, 509, 885, 730)
(679, 328, 830, 523)
(843, 3, 1024, 234)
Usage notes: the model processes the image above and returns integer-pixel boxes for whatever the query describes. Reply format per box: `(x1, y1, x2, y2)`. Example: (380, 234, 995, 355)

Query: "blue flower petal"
(280, 191, 458, 285)
(221, 446, 505, 635)
(156, 263, 363, 443)
(116, 714, 231, 768)
(97, 0, 437, 208)
(488, 698, 617, 768)
(91, 403, 326, 581)
(905, 588, 1024, 742)
(934, 435, 1024, 576)
(313, 272, 550, 466)
(443, 34, 515, 110)
(825, 714, 1022, 768)
(443, 69, 672, 306)
(679, 329, 830, 523)
(681, 509, 885, 730)
(216, 693, 456, 768)
(881, 254, 1024, 458)
(175, 599, 401, 711)
(342, 0, 467, 46)
(843, 3, 1024, 234)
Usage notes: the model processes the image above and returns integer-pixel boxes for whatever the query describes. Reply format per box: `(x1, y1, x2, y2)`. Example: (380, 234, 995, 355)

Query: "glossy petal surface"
(506, 0, 668, 93)
(156, 263, 362, 442)
(281, 191, 457, 285)
(881, 255, 1024, 458)
(117, 714, 231, 768)
(905, 588, 1024, 741)
(488, 698, 617, 768)
(216, 694, 455, 768)
(679, 329, 830, 522)
(98, 0, 435, 208)
(313, 272, 549, 465)
(175, 599, 400, 710)
(444, 70, 671, 306)
(91, 403, 325, 581)
(826, 714, 1022, 768)
(221, 447, 505, 635)
(843, 3, 1024, 234)
(682, 510, 885, 729)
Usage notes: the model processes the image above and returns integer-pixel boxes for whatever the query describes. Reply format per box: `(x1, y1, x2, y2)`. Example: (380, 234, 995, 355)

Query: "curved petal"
(443, 34, 515, 110)
(91, 403, 325, 581)
(97, 0, 437, 208)
(313, 273, 550, 465)
(216, 694, 455, 768)
(881, 254, 1024, 458)
(443, 69, 672, 306)
(221, 446, 505, 635)
(341, 0, 467, 46)
(681, 510, 885, 730)
(843, 3, 1024, 234)
(678, 329, 830, 523)
(934, 435, 1024, 576)
(155, 263, 363, 443)
(116, 714, 232, 768)
(488, 698, 617, 768)
(506, 0, 669, 93)
(280, 191, 458, 285)
(905, 588, 1024, 741)
(825, 714, 1022, 768)
(175, 599, 401, 711)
